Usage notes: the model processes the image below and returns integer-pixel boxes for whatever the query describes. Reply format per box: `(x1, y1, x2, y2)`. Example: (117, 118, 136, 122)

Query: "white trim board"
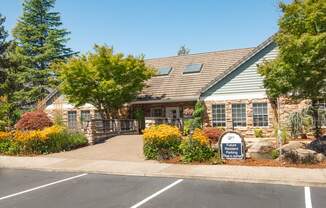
(201, 91, 267, 101)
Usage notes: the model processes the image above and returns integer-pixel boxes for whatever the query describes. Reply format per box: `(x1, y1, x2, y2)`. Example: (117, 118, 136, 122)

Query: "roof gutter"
(130, 96, 198, 104)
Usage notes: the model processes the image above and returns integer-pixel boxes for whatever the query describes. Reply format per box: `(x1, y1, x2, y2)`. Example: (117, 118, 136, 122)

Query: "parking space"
(0, 169, 325, 208)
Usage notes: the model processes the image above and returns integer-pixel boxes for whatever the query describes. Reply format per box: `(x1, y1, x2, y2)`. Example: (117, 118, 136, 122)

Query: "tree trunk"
(311, 99, 321, 139)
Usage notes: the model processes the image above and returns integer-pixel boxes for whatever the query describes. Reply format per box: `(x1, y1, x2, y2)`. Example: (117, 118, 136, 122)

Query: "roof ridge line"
(145, 47, 255, 61)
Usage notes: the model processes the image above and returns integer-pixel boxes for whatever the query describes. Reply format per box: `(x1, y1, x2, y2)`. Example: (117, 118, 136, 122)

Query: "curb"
(1, 164, 326, 188)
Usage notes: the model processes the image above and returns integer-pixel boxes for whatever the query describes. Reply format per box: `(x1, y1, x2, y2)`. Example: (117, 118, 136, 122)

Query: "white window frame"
(212, 104, 226, 127)
(253, 103, 269, 127)
(67, 111, 77, 129)
(232, 103, 247, 127)
(150, 107, 164, 117)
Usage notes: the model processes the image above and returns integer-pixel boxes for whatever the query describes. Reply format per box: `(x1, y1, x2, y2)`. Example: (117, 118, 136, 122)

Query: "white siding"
(202, 43, 278, 100)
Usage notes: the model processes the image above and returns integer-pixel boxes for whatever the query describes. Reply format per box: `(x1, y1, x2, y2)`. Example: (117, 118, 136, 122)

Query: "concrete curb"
(1, 156, 326, 187)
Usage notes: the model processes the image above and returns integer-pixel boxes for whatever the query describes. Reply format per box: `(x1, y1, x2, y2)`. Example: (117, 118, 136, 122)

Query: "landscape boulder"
(247, 139, 274, 159)
(279, 141, 321, 164)
(307, 135, 326, 155)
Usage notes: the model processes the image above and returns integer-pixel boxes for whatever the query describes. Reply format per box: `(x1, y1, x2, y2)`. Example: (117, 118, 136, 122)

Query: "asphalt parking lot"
(0, 169, 325, 208)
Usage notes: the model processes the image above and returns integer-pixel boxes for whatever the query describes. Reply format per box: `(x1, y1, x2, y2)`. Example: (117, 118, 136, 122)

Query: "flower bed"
(0, 125, 88, 155)
(143, 126, 218, 163)
(143, 124, 182, 160)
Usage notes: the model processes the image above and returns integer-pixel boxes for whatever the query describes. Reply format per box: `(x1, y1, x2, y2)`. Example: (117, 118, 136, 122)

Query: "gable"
(201, 42, 278, 100)
(139, 48, 253, 102)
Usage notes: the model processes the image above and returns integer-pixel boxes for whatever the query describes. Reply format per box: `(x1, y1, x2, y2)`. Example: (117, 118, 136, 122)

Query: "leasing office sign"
(219, 131, 245, 159)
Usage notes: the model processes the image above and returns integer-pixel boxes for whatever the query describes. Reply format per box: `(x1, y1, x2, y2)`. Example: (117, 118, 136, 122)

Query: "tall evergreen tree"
(0, 13, 8, 86)
(0, 14, 20, 130)
(177, 45, 190, 56)
(12, 0, 74, 107)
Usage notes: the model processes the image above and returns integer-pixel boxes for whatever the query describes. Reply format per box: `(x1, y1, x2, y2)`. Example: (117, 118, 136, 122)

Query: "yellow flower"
(143, 124, 181, 142)
(0, 131, 12, 140)
(13, 125, 64, 142)
(192, 128, 209, 145)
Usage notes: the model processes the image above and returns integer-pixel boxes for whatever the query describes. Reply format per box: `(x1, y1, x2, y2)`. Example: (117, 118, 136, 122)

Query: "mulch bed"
(161, 156, 326, 169)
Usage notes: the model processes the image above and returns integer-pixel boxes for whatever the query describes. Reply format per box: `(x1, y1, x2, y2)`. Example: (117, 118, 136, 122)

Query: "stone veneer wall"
(203, 98, 275, 137)
(278, 98, 310, 127)
(204, 97, 325, 138)
(44, 95, 130, 130)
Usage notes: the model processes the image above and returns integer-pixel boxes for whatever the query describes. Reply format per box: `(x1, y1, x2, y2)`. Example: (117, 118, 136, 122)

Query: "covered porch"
(131, 100, 196, 129)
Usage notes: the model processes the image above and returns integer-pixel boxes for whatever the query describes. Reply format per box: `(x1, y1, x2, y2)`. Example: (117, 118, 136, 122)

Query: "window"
(80, 110, 91, 127)
(253, 103, 268, 127)
(232, 104, 246, 127)
(157, 67, 172, 76)
(183, 63, 203, 74)
(150, 108, 164, 117)
(212, 104, 226, 127)
(67, 111, 77, 129)
(316, 100, 326, 127)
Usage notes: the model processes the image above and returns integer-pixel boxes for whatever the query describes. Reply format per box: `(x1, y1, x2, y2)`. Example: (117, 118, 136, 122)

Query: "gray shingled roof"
(137, 47, 254, 103)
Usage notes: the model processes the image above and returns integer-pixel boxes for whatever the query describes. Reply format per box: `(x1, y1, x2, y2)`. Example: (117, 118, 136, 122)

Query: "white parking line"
(130, 179, 183, 208)
(0, 173, 88, 201)
(305, 186, 312, 208)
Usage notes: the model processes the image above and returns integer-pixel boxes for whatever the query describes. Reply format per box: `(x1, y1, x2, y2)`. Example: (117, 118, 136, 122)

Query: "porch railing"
(145, 117, 183, 129)
(83, 119, 139, 144)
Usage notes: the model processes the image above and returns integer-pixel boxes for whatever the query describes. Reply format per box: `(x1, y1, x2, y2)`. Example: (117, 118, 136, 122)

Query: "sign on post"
(219, 131, 245, 159)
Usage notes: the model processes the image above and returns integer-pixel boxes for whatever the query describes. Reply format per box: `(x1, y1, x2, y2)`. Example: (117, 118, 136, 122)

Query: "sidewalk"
(1, 155, 326, 187)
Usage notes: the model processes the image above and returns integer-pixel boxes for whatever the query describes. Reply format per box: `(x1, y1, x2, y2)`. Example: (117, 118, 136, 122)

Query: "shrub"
(0, 125, 88, 155)
(210, 151, 224, 165)
(143, 124, 181, 160)
(271, 149, 280, 159)
(191, 101, 204, 129)
(203, 127, 224, 144)
(179, 137, 214, 163)
(192, 128, 209, 145)
(183, 119, 192, 135)
(16, 110, 53, 130)
(254, 128, 264, 138)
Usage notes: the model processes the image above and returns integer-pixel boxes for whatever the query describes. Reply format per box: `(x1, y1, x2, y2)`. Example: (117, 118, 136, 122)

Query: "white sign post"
(219, 131, 245, 159)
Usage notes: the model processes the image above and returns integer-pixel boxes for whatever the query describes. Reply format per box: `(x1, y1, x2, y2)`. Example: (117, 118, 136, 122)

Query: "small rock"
(316, 153, 326, 162)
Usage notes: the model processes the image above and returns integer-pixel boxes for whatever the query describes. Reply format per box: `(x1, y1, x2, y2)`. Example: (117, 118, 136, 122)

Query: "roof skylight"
(157, 67, 172, 76)
(183, 63, 203, 74)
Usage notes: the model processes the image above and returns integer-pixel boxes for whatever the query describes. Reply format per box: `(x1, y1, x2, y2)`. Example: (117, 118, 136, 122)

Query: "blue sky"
(1, 0, 286, 58)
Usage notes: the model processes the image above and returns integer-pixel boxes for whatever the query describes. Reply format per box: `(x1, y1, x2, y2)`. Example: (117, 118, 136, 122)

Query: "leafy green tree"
(55, 45, 155, 119)
(258, 0, 326, 137)
(11, 0, 74, 107)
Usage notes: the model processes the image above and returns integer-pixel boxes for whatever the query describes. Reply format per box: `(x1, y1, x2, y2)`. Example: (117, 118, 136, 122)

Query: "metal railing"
(145, 117, 183, 129)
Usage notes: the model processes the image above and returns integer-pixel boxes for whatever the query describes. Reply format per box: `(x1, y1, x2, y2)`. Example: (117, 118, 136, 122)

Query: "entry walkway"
(47, 135, 150, 162)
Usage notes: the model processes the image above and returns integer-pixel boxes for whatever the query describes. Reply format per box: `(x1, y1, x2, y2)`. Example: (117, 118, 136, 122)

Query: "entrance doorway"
(165, 107, 180, 119)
